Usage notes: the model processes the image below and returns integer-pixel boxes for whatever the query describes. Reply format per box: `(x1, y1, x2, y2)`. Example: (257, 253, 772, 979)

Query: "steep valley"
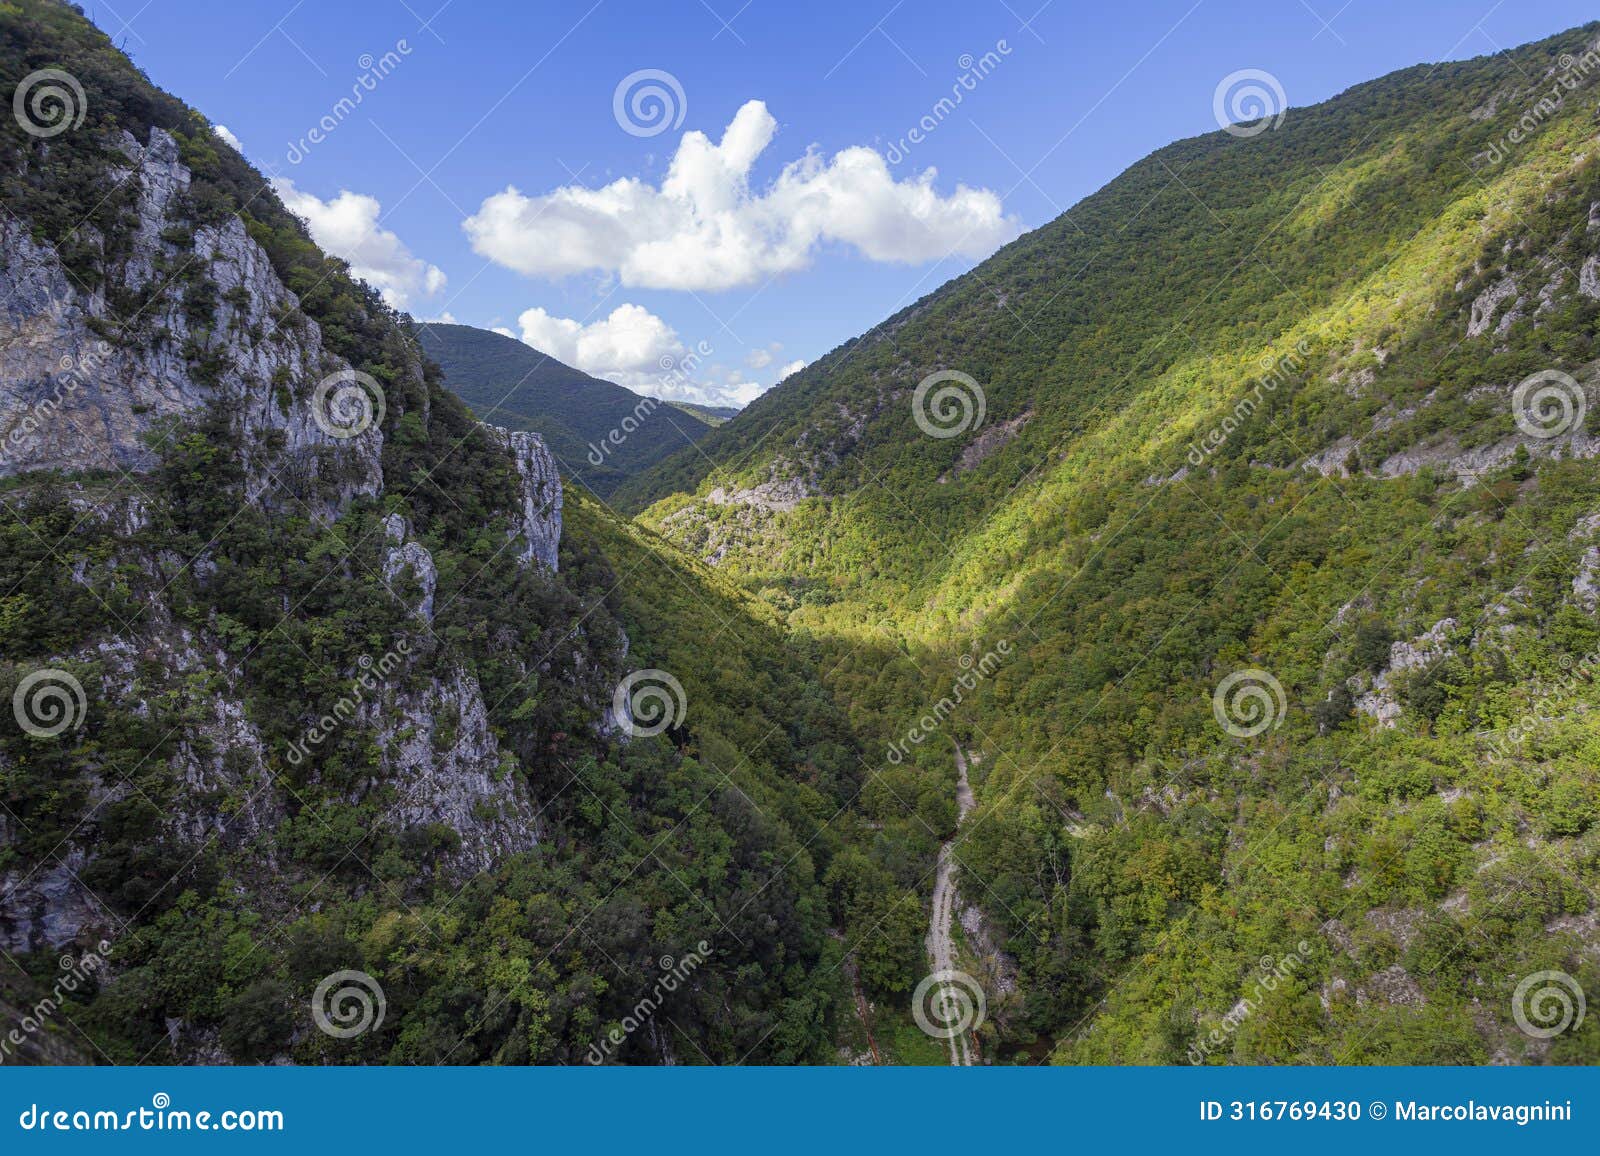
(3, 0, 1600, 1068)
(622, 20, 1600, 1064)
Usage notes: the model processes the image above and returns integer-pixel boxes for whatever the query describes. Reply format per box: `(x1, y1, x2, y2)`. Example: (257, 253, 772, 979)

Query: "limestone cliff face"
(0, 128, 573, 958)
(0, 606, 286, 956)
(0, 128, 381, 509)
(485, 424, 563, 571)
(367, 665, 542, 874)
(382, 513, 438, 621)
(0, 597, 551, 953)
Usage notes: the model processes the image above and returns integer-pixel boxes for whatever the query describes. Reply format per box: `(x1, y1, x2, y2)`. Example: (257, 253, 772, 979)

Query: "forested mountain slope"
(628, 24, 1600, 1062)
(0, 0, 857, 1064)
(416, 322, 719, 497)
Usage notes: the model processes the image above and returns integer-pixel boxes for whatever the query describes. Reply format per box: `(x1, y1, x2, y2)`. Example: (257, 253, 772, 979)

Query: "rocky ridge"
(0, 127, 569, 956)
(0, 129, 382, 511)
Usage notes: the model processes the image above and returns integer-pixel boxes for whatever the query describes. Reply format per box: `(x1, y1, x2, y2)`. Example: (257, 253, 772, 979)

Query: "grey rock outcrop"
(0, 128, 381, 509)
(369, 666, 541, 874)
(382, 514, 438, 622)
(1574, 545, 1600, 611)
(1352, 617, 1457, 726)
(1467, 275, 1518, 337)
(0, 846, 112, 957)
(484, 425, 562, 570)
(1581, 255, 1600, 300)
(706, 475, 813, 513)
(0, 603, 289, 956)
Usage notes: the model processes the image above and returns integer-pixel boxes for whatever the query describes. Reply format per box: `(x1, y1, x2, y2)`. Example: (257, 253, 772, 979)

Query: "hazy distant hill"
(415, 321, 722, 496)
(668, 400, 741, 425)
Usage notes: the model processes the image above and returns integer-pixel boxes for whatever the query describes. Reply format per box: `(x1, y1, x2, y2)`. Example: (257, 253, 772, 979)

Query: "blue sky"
(94, 0, 1597, 406)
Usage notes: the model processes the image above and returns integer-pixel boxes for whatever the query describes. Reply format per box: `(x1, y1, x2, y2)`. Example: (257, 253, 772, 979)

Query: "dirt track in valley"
(925, 747, 977, 1066)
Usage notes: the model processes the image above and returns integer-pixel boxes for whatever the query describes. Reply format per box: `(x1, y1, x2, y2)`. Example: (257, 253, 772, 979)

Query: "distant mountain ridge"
(415, 321, 723, 496)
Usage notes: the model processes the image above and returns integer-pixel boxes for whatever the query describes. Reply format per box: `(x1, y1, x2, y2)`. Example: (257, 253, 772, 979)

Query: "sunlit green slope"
(628, 24, 1600, 1063)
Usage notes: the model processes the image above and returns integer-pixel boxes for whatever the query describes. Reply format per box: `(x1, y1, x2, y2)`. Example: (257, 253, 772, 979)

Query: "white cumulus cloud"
(513, 303, 767, 408)
(462, 100, 1022, 292)
(718, 379, 767, 406)
(518, 303, 679, 382)
(273, 180, 446, 311)
(213, 124, 242, 151)
(776, 359, 806, 381)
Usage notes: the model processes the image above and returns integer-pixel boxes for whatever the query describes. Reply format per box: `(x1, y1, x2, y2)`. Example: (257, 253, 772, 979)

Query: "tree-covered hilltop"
(0, 0, 856, 1064)
(627, 23, 1600, 1062)
(415, 322, 721, 498)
